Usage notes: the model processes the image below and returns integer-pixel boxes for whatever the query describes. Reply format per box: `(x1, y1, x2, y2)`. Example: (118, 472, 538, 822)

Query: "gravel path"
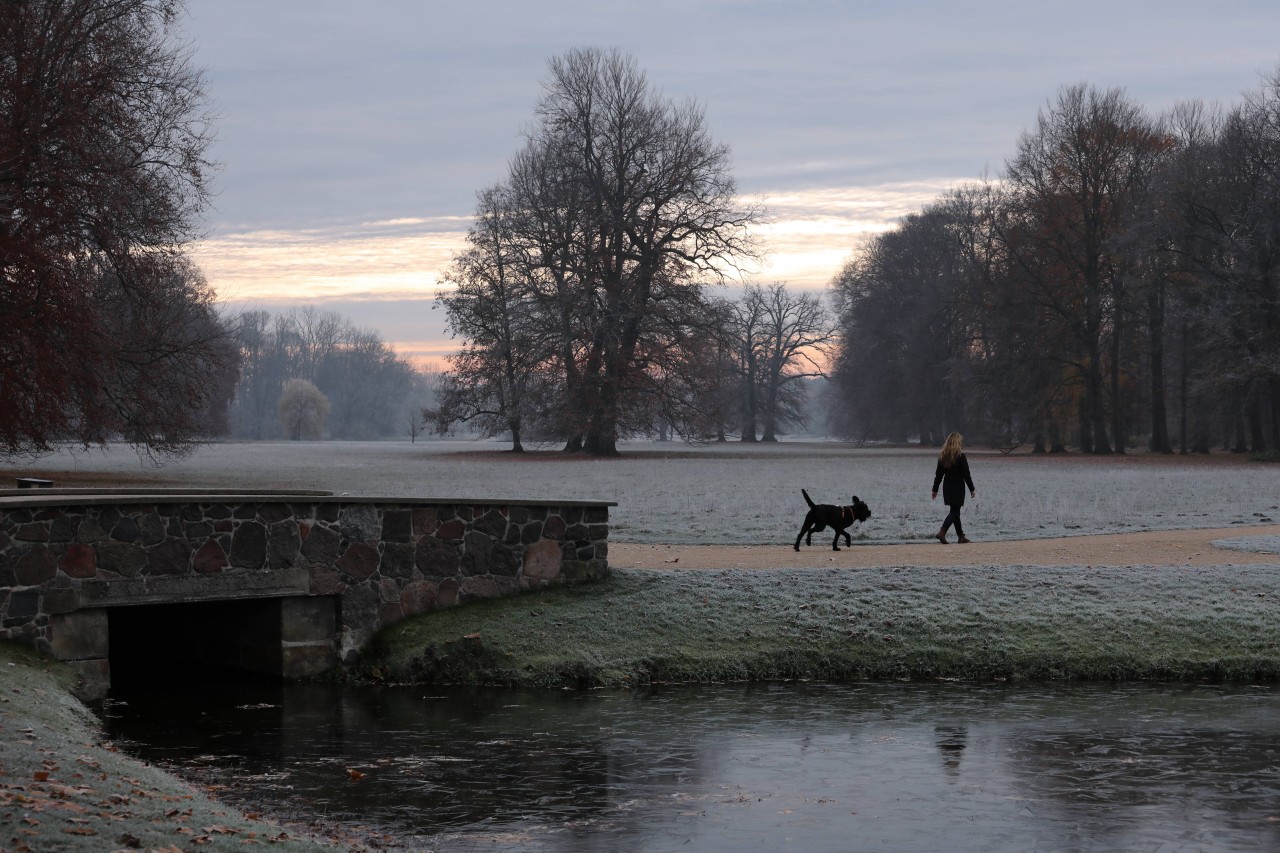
(610, 524, 1280, 570)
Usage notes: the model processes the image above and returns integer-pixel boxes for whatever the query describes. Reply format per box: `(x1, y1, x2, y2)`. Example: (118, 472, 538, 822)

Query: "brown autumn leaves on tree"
(0, 0, 238, 457)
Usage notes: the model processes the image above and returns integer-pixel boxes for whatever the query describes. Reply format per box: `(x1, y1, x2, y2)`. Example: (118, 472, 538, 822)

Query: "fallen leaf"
(347, 768, 366, 781)
(203, 824, 239, 835)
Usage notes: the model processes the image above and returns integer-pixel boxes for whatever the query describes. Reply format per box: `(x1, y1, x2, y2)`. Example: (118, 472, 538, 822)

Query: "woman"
(931, 432, 976, 544)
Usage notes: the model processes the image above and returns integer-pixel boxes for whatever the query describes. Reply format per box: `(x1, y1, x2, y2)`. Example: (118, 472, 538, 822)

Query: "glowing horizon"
(195, 180, 963, 367)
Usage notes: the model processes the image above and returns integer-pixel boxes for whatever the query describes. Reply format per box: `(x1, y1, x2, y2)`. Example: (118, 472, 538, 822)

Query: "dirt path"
(610, 525, 1280, 570)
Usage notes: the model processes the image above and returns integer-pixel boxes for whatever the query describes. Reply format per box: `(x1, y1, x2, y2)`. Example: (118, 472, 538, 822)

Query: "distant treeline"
(829, 74, 1280, 454)
(226, 307, 434, 441)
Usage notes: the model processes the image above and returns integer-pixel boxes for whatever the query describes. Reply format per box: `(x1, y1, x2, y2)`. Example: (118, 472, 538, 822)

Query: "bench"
(15, 477, 53, 489)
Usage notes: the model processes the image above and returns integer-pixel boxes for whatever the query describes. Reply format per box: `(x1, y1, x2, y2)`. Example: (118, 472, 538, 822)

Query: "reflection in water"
(101, 681, 1280, 852)
(934, 724, 967, 777)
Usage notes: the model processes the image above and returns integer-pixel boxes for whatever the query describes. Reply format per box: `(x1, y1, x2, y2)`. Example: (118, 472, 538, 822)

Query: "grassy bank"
(0, 643, 347, 853)
(368, 564, 1280, 686)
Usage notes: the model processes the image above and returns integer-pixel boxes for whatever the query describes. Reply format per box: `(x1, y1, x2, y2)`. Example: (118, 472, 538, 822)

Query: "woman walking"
(931, 432, 976, 544)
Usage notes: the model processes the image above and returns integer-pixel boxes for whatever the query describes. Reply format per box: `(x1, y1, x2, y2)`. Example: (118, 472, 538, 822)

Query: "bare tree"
(431, 185, 556, 451)
(516, 48, 760, 455)
(1002, 84, 1166, 453)
(753, 283, 838, 441)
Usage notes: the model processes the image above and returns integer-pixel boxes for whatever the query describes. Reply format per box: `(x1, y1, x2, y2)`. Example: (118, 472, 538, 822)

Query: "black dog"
(794, 489, 871, 551)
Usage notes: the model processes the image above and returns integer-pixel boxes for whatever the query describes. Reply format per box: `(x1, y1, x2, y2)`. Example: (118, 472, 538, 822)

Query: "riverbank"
(0, 643, 355, 853)
(367, 555, 1280, 687)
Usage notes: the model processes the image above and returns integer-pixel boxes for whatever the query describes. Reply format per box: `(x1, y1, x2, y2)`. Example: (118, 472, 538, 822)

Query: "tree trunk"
(1148, 282, 1171, 453)
(1088, 356, 1112, 454)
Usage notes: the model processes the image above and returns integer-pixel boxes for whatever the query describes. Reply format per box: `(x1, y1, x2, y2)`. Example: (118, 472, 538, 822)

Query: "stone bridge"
(0, 488, 611, 699)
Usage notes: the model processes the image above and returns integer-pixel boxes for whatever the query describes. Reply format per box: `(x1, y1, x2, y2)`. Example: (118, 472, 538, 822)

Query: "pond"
(101, 680, 1280, 852)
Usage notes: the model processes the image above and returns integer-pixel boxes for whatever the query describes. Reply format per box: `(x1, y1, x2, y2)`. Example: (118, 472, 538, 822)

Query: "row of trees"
(227, 307, 432, 441)
(1, 0, 240, 456)
(431, 49, 835, 453)
(831, 73, 1280, 454)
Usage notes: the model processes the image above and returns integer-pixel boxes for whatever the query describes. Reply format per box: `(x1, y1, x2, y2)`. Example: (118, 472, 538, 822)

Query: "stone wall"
(0, 491, 611, 693)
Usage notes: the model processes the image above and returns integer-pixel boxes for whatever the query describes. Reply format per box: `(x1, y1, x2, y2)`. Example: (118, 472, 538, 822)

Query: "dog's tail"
(802, 488, 815, 508)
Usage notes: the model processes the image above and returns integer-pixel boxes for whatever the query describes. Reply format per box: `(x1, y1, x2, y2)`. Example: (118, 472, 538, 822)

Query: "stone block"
(75, 519, 107, 544)
(522, 539, 562, 581)
(415, 537, 459, 578)
(42, 587, 79, 614)
(543, 515, 566, 540)
(412, 508, 437, 537)
(258, 502, 294, 524)
(229, 521, 268, 569)
(16, 545, 57, 585)
(67, 658, 111, 703)
(138, 513, 167, 546)
(281, 596, 336, 643)
(268, 521, 301, 570)
(436, 519, 464, 540)
(281, 644, 338, 680)
(399, 581, 437, 616)
(339, 505, 380, 544)
(472, 509, 507, 539)
(50, 609, 109, 660)
(49, 515, 77, 543)
(460, 531, 493, 576)
(300, 524, 340, 566)
(146, 539, 192, 576)
(16, 523, 48, 542)
(110, 516, 139, 543)
(379, 542, 414, 580)
(6, 590, 39, 618)
(183, 521, 213, 540)
(336, 542, 379, 581)
(96, 541, 147, 577)
(460, 575, 499, 600)
(194, 538, 228, 574)
(381, 510, 412, 543)
(59, 543, 97, 578)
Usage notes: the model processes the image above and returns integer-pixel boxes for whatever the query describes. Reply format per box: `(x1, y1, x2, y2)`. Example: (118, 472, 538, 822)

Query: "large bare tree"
(519, 48, 760, 455)
(1002, 84, 1166, 453)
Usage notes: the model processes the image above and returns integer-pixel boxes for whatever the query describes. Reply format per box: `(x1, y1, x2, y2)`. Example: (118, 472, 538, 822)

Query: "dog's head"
(850, 496, 871, 523)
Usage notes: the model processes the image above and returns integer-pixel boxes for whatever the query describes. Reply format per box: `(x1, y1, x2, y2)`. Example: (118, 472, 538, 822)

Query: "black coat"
(932, 453, 975, 507)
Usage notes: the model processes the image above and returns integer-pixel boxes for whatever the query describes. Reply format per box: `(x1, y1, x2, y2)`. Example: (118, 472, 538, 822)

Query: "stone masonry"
(0, 491, 611, 696)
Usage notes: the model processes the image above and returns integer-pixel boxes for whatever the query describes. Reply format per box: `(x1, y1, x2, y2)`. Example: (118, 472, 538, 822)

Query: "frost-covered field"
(6, 439, 1279, 546)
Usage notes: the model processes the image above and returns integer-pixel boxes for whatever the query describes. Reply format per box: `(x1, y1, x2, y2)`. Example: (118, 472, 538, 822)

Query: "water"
(101, 680, 1280, 851)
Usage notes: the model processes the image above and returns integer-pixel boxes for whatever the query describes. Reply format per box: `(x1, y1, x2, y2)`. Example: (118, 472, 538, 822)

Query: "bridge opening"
(108, 598, 289, 687)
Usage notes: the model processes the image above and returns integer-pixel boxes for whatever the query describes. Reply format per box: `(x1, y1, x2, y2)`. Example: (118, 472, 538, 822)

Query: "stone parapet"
(0, 494, 612, 676)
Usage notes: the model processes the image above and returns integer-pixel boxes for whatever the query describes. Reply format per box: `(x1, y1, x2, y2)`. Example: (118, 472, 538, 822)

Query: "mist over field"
(8, 440, 1278, 546)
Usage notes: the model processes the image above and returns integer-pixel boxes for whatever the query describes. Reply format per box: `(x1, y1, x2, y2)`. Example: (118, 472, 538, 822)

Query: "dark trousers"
(941, 505, 964, 536)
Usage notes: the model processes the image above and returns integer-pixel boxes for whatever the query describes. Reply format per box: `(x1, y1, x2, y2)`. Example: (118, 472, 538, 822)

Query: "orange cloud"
(196, 181, 963, 358)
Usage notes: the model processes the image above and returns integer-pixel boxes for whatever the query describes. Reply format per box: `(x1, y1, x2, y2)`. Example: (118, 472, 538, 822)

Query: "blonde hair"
(938, 432, 964, 467)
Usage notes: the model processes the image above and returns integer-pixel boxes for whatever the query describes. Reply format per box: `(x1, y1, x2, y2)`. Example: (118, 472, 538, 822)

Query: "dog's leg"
(842, 529, 853, 547)
(832, 529, 841, 551)
(795, 515, 814, 550)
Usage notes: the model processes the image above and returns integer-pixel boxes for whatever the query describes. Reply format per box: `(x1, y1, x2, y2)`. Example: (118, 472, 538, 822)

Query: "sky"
(182, 0, 1280, 367)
